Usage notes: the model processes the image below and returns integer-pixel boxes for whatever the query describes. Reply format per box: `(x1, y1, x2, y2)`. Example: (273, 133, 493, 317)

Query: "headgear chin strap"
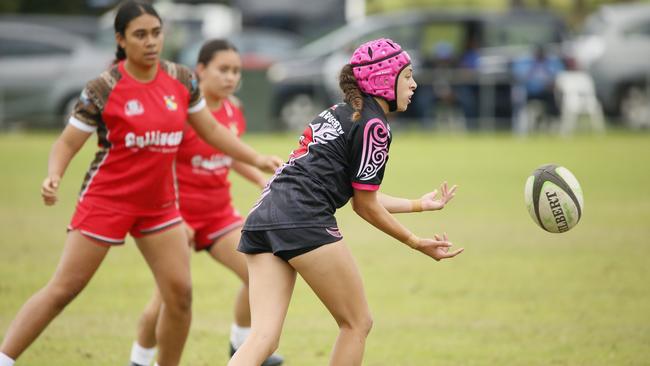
(350, 38, 411, 112)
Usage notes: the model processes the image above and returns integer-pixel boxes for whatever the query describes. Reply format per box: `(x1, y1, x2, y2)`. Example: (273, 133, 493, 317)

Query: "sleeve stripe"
(352, 182, 380, 191)
(68, 116, 97, 133)
(188, 98, 206, 114)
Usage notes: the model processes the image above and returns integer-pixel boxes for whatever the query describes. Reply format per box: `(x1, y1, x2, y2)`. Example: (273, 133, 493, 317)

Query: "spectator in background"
(511, 44, 565, 133)
(412, 41, 457, 128)
(454, 36, 481, 130)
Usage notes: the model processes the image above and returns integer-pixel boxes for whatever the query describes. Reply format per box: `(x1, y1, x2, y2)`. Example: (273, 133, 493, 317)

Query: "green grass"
(1, 130, 649, 365)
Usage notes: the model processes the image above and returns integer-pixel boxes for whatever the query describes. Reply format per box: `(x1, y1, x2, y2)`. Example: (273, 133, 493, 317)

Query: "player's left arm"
(378, 181, 458, 213)
(232, 160, 268, 189)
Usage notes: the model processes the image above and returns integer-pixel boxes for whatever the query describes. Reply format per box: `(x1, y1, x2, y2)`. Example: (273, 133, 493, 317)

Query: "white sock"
(130, 341, 156, 366)
(230, 323, 251, 349)
(0, 353, 15, 366)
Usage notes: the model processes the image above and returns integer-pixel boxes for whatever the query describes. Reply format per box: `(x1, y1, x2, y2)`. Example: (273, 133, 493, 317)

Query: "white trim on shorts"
(206, 220, 244, 241)
(139, 217, 183, 234)
(79, 229, 124, 244)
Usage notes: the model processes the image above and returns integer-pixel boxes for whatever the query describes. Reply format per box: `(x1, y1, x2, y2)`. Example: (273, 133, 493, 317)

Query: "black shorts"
(238, 226, 343, 261)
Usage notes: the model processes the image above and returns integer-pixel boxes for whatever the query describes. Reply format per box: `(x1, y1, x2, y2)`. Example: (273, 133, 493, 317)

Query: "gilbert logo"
(164, 95, 178, 111)
(125, 99, 144, 116)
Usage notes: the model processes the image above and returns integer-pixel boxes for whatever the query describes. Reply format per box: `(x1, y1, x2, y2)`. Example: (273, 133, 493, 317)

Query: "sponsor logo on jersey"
(191, 154, 233, 171)
(164, 95, 178, 111)
(124, 99, 144, 116)
(125, 130, 183, 148)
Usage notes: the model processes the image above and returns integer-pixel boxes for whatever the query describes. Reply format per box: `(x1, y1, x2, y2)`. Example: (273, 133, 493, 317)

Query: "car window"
(484, 18, 561, 47)
(0, 37, 72, 57)
(623, 22, 650, 38)
(582, 14, 606, 36)
(420, 22, 465, 62)
(345, 24, 420, 53)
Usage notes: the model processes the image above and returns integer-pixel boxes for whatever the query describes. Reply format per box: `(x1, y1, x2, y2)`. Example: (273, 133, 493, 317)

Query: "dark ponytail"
(339, 64, 364, 122)
(113, 0, 162, 64)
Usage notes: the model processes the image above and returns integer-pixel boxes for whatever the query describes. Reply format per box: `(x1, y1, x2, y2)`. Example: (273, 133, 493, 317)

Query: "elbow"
(352, 200, 372, 219)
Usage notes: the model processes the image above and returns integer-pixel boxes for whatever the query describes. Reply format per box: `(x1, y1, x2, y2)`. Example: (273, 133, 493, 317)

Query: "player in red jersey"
(0, 3, 281, 366)
(128, 39, 283, 366)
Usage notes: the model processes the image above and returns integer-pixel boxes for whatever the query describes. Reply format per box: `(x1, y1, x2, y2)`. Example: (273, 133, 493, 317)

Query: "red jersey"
(176, 97, 246, 215)
(69, 60, 204, 213)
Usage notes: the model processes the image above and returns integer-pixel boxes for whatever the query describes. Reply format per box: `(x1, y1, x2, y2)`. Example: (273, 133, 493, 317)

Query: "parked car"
(572, 3, 650, 128)
(267, 9, 570, 130)
(176, 27, 303, 70)
(0, 22, 113, 128)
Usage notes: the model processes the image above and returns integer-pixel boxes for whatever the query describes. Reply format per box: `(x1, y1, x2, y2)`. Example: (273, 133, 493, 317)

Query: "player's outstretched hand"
(41, 175, 60, 206)
(420, 181, 458, 211)
(416, 233, 464, 261)
(256, 155, 283, 173)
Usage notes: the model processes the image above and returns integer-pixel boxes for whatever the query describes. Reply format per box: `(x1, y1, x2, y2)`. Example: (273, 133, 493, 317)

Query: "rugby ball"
(524, 164, 584, 233)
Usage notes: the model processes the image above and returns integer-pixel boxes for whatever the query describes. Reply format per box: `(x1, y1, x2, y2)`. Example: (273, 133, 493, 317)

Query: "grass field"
(1, 130, 649, 365)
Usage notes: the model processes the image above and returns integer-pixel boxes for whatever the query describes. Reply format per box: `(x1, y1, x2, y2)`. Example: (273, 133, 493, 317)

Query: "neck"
(373, 97, 390, 115)
(124, 59, 158, 82)
(203, 89, 224, 111)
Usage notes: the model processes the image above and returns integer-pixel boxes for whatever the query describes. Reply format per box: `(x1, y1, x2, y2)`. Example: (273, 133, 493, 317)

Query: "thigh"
(289, 240, 370, 325)
(246, 253, 296, 333)
(208, 226, 247, 282)
(50, 230, 110, 291)
(135, 225, 191, 295)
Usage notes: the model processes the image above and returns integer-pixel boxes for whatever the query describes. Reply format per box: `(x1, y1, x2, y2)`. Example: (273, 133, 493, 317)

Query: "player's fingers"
(441, 248, 464, 259)
(448, 184, 458, 195)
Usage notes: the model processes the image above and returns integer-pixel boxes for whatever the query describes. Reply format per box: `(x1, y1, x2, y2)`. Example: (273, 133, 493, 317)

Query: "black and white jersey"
(244, 95, 391, 230)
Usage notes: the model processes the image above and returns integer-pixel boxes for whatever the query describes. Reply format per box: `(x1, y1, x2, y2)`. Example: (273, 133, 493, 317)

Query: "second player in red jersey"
(128, 40, 283, 366)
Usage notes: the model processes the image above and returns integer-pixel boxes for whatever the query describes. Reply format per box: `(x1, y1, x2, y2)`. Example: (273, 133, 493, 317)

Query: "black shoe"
(128, 363, 148, 366)
(229, 343, 284, 366)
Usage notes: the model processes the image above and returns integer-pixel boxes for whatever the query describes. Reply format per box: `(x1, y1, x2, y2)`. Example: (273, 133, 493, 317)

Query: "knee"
(44, 282, 84, 310)
(338, 313, 373, 337)
(248, 330, 281, 355)
(162, 281, 192, 314)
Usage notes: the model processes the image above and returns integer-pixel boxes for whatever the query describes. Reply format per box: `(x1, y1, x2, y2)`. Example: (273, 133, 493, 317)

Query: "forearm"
(189, 109, 261, 167)
(48, 128, 89, 178)
(232, 161, 267, 189)
(353, 199, 416, 247)
(377, 192, 422, 214)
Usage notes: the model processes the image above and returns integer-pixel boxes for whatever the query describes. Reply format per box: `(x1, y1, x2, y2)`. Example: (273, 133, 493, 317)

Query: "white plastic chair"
(555, 71, 606, 135)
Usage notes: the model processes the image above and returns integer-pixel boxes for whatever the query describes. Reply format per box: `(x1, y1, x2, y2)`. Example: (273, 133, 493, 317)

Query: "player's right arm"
(352, 189, 463, 261)
(41, 124, 92, 206)
(187, 108, 282, 174)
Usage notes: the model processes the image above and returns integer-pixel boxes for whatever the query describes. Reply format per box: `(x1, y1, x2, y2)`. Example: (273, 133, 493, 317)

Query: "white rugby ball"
(524, 164, 584, 233)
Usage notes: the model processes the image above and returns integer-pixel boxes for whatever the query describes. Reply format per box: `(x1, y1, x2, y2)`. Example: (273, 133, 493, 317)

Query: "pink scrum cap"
(350, 38, 411, 106)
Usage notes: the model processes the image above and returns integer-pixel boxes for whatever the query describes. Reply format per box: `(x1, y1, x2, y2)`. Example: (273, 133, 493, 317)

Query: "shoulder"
(160, 60, 196, 86)
(84, 64, 122, 109)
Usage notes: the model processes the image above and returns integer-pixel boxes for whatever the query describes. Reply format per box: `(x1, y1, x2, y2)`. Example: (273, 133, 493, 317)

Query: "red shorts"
(182, 204, 243, 251)
(68, 199, 183, 246)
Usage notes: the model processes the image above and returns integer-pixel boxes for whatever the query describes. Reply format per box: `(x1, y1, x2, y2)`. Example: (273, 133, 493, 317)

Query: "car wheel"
(620, 86, 650, 129)
(279, 93, 322, 131)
